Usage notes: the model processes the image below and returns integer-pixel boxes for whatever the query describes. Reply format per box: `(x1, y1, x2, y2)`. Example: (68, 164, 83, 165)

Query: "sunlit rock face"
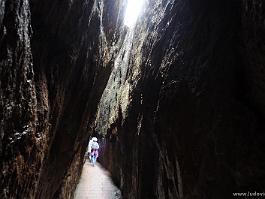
(99, 0, 265, 198)
(1, 0, 120, 198)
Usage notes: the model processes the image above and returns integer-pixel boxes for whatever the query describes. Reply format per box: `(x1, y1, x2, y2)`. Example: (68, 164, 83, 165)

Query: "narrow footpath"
(74, 161, 121, 199)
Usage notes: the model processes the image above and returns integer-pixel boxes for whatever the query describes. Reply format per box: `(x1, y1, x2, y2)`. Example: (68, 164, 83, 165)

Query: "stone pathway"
(74, 161, 121, 199)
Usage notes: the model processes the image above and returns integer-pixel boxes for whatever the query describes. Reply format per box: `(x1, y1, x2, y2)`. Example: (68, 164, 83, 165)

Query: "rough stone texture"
(1, 0, 120, 198)
(0, 0, 42, 198)
(99, 0, 265, 199)
(31, 0, 123, 198)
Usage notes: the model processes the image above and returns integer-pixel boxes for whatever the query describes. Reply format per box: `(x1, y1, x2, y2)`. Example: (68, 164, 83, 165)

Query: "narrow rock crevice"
(1, 0, 265, 199)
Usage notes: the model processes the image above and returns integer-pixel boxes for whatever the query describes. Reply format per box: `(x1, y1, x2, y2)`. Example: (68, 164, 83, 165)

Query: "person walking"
(87, 138, 94, 162)
(90, 137, 99, 166)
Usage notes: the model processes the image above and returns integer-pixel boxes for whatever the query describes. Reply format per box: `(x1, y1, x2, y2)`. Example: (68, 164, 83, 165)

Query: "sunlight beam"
(124, 0, 146, 28)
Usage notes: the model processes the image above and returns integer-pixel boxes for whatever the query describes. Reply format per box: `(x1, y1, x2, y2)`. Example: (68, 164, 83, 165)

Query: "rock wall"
(99, 0, 265, 199)
(1, 0, 121, 198)
(0, 0, 40, 198)
(241, 0, 265, 117)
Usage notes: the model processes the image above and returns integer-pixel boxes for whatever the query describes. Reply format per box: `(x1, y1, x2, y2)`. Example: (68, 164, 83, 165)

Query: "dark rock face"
(241, 0, 265, 117)
(30, 0, 108, 198)
(1, 0, 119, 198)
(99, 0, 265, 199)
(1, 0, 40, 198)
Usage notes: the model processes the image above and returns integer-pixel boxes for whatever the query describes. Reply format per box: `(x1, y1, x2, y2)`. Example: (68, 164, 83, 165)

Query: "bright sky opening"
(124, 0, 145, 28)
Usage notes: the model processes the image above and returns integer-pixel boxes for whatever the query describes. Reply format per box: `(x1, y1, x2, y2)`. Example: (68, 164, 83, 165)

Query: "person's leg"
(94, 151, 98, 164)
(92, 155, 96, 166)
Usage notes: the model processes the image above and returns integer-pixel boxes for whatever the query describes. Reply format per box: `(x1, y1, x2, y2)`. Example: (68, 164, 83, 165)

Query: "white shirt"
(88, 139, 93, 152)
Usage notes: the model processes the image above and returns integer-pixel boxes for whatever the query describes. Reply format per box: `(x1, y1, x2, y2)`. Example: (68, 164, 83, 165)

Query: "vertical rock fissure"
(1, 0, 265, 199)
(95, 27, 136, 135)
(98, 0, 265, 199)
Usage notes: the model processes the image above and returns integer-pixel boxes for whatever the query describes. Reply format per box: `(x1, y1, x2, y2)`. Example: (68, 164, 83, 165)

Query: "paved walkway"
(74, 161, 121, 199)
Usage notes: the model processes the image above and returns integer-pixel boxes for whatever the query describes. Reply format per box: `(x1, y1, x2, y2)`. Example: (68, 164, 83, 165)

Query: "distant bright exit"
(124, 0, 146, 27)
